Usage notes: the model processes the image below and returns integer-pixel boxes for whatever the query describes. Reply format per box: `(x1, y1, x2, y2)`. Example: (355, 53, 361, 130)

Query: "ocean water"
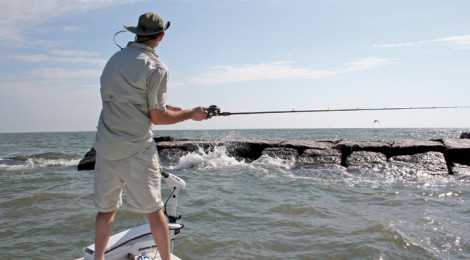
(0, 129, 469, 260)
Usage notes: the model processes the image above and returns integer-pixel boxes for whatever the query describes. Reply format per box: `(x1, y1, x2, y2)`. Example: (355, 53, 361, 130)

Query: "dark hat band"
(124, 21, 170, 36)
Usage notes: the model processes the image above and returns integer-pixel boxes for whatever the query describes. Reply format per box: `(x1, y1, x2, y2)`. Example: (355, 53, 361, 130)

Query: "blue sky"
(0, 0, 469, 133)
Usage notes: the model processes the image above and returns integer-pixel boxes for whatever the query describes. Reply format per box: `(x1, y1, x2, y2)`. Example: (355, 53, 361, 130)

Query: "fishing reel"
(207, 105, 221, 117)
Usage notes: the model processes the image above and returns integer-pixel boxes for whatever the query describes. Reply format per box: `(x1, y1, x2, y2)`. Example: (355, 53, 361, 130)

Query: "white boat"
(79, 172, 186, 260)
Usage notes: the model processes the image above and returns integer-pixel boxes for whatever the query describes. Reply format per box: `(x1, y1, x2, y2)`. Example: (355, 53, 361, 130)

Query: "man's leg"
(94, 210, 117, 260)
(147, 209, 171, 260)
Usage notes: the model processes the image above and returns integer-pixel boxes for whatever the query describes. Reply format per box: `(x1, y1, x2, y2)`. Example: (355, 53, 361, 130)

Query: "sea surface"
(0, 128, 469, 259)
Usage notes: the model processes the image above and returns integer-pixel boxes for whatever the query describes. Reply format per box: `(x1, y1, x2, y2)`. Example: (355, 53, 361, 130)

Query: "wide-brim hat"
(124, 12, 170, 36)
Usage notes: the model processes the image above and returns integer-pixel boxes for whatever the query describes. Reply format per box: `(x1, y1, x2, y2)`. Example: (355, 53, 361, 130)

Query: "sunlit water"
(0, 129, 469, 259)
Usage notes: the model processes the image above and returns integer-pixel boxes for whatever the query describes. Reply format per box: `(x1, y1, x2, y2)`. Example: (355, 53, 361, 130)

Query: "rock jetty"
(78, 137, 470, 175)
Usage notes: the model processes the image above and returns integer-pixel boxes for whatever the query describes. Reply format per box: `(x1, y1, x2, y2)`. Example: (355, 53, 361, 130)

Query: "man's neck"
(136, 37, 159, 49)
(145, 41, 159, 49)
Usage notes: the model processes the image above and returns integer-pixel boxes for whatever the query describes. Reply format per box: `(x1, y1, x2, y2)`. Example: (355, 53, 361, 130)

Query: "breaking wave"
(0, 153, 80, 171)
(169, 146, 249, 170)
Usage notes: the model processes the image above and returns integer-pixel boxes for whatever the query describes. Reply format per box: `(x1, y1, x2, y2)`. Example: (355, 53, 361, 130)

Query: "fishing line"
(113, 30, 127, 50)
(207, 105, 470, 117)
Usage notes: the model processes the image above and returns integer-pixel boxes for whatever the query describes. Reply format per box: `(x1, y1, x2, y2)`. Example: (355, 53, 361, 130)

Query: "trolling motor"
(161, 171, 186, 253)
(161, 171, 186, 223)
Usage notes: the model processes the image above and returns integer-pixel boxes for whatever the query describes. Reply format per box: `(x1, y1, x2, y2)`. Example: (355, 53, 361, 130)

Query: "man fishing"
(92, 12, 209, 260)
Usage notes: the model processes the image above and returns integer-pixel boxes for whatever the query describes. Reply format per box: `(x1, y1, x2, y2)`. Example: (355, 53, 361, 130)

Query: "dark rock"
(460, 132, 470, 139)
(77, 147, 96, 171)
(77, 138, 470, 176)
(296, 148, 342, 168)
(261, 147, 299, 160)
(442, 138, 470, 166)
(334, 141, 392, 166)
(224, 139, 283, 161)
(156, 140, 218, 153)
(154, 136, 175, 142)
(158, 148, 187, 167)
(390, 152, 448, 176)
(391, 140, 444, 156)
(281, 140, 337, 153)
(450, 163, 470, 175)
(345, 151, 388, 172)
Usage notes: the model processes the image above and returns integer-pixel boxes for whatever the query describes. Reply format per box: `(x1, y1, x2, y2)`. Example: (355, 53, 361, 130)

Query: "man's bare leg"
(147, 209, 171, 260)
(94, 210, 117, 260)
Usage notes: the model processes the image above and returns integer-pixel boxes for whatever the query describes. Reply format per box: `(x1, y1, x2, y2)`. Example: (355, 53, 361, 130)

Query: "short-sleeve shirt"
(94, 42, 168, 160)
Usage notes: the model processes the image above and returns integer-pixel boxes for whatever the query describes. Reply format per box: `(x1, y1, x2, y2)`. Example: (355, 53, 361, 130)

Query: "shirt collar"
(127, 42, 159, 58)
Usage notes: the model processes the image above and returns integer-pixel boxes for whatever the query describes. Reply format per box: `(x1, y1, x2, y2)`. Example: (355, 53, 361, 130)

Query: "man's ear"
(158, 32, 165, 42)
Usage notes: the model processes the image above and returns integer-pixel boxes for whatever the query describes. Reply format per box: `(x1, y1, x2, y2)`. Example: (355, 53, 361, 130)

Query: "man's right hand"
(191, 106, 210, 121)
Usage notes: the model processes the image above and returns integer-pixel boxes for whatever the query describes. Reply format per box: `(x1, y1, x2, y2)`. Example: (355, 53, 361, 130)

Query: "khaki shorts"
(94, 144, 164, 213)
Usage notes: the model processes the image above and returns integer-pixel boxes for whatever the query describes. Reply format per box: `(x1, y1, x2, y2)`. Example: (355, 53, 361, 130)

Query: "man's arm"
(150, 106, 209, 125)
(165, 105, 183, 112)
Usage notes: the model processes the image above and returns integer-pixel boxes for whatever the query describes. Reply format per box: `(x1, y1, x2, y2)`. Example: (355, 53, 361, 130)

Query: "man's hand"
(191, 106, 209, 121)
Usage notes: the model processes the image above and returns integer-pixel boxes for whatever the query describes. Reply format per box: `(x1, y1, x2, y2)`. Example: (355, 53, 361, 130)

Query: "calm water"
(0, 129, 469, 259)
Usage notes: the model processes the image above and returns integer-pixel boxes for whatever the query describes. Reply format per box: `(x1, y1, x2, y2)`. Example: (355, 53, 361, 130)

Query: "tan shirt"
(94, 42, 168, 160)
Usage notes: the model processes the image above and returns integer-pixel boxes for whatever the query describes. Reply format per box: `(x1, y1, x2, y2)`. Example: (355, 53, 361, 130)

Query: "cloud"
(11, 50, 107, 66)
(63, 25, 83, 32)
(174, 58, 391, 86)
(374, 35, 470, 50)
(0, 0, 139, 44)
(31, 68, 101, 80)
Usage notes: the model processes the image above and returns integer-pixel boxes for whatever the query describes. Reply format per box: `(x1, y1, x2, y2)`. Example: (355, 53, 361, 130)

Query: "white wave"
(0, 157, 80, 171)
(170, 146, 247, 170)
(252, 155, 296, 170)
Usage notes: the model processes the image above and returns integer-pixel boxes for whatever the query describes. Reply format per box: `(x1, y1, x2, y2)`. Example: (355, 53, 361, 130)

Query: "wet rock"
(345, 151, 388, 172)
(77, 138, 470, 175)
(450, 163, 470, 175)
(281, 140, 337, 153)
(154, 136, 175, 142)
(77, 147, 96, 170)
(225, 139, 283, 161)
(335, 141, 392, 154)
(390, 152, 448, 176)
(296, 148, 342, 168)
(334, 141, 392, 166)
(156, 140, 218, 153)
(391, 140, 444, 156)
(442, 138, 470, 166)
(158, 148, 187, 167)
(460, 132, 470, 139)
(261, 147, 299, 160)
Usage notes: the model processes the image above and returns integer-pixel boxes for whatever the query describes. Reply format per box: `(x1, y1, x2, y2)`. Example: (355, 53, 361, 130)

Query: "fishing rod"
(206, 105, 470, 117)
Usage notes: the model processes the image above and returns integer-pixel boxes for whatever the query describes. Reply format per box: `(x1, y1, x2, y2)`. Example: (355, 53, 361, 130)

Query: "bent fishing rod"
(206, 105, 470, 117)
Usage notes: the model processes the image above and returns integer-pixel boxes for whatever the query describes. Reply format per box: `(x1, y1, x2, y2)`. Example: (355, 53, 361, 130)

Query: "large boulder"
(296, 148, 342, 168)
(334, 141, 392, 165)
(156, 139, 219, 153)
(391, 140, 444, 156)
(261, 147, 299, 160)
(224, 139, 283, 161)
(281, 139, 337, 152)
(158, 148, 187, 167)
(390, 151, 448, 176)
(77, 147, 96, 171)
(442, 138, 470, 166)
(450, 163, 470, 175)
(345, 151, 388, 172)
